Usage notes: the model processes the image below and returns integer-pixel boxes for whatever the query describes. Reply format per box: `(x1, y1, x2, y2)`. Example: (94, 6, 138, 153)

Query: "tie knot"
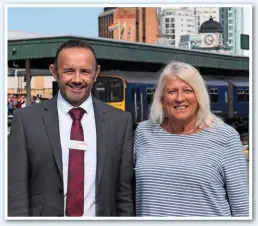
(69, 107, 86, 121)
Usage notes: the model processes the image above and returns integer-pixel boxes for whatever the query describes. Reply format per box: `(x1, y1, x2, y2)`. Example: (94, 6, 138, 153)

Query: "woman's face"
(162, 77, 198, 123)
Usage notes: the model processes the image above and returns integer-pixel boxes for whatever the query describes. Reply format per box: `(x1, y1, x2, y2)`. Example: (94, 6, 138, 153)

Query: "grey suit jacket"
(8, 96, 135, 216)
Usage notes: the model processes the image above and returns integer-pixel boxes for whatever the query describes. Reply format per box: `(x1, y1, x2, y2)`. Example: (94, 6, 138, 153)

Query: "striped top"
(133, 119, 249, 217)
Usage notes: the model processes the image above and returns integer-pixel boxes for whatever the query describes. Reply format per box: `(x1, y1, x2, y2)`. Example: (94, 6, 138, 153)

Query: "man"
(8, 40, 135, 217)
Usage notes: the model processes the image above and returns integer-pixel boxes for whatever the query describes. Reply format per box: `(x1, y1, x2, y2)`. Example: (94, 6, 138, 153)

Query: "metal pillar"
(25, 59, 31, 105)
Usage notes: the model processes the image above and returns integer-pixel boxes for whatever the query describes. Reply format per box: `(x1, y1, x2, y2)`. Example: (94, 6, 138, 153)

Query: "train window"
(237, 89, 245, 102)
(93, 77, 124, 103)
(93, 81, 107, 102)
(245, 89, 249, 102)
(110, 79, 123, 102)
(210, 88, 218, 103)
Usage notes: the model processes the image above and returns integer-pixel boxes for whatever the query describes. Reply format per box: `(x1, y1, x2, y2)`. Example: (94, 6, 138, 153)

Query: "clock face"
(204, 35, 214, 45)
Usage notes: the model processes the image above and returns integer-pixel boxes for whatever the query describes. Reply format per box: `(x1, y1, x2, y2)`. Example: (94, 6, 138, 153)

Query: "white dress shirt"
(57, 91, 96, 217)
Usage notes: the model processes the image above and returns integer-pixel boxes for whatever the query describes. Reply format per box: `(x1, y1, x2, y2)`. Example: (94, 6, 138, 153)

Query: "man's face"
(50, 47, 100, 106)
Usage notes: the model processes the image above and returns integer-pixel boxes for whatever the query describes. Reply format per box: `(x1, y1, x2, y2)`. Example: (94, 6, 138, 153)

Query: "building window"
(166, 23, 169, 28)
(229, 33, 233, 37)
(166, 18, 169, 23)
(228, 13, 233, 17)
(229, 19, 232, 24)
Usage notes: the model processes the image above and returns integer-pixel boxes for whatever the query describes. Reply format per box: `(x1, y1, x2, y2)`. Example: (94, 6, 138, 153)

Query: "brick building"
(98, 7, 158, 44)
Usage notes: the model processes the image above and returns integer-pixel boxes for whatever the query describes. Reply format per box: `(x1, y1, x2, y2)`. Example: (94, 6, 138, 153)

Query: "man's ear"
(49, 64, 58, 80)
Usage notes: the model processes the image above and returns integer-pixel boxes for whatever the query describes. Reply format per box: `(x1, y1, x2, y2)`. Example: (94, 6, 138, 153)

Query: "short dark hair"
(54, 39, 98, 70)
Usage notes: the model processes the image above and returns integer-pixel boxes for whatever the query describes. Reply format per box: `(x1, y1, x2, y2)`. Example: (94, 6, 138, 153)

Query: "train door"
(209, 86, 229, 116)
(145, 85, 156, 119)
(230, 80, 249, 117)
(206, 80, 229, 118)
(233, 86, 249, 116)
(130, 85, 146, 126)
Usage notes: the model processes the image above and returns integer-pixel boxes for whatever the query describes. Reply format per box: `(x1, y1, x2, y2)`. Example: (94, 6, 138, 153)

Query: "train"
(53, 70, 249, 133)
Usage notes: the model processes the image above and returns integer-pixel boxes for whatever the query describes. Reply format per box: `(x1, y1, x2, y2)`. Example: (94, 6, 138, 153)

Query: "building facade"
(8, 68, 54, 98)
(194, 7, 220, 33)
(98, 7, 158, 44)
(178, 34, 201, 49)
(242, 7, 251, 56)
(179, 17, 230, 54)
(220, 7, 229, 47)
(98, 9, 114, 39)
(159, 7, 220, 47)
(221, 7, 250, 55)
(8, 75, 54, 98)
(159, 8, 195, 47)
(228, 7, 244, 55)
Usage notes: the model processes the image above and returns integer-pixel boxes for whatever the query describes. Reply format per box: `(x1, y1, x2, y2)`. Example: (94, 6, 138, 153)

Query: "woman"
(133, 61, 249, 217)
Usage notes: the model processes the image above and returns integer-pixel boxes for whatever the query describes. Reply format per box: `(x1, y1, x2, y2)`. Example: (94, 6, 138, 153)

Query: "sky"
(8, 6, 251, 39)
(8, 7, 104, 37)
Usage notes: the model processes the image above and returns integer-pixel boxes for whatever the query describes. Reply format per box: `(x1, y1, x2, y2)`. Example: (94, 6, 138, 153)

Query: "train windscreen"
(92, 77, 123, 102)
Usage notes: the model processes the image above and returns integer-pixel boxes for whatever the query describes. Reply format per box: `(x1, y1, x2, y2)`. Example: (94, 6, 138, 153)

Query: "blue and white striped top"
(133, 119, 249, 217)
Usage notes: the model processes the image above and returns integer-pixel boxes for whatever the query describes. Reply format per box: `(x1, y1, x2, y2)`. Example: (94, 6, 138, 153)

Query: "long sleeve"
(133, 124, 141, 167)
(222, 127, 249, 216)
(116, 112, 135, 216)
(8, 110, 29, 216)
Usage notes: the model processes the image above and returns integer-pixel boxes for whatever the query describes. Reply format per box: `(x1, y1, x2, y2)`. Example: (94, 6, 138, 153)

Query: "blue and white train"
(92, 70, 249, 130)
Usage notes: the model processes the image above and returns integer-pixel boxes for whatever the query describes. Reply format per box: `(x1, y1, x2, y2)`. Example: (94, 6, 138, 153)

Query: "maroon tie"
(66, 107, 86, 216)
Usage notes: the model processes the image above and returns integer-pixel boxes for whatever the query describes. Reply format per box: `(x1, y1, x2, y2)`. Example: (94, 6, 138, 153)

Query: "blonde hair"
(149, 61, 216, 128)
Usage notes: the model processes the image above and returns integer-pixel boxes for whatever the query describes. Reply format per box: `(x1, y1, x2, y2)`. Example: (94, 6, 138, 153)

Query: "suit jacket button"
(59, 187, 63, 193)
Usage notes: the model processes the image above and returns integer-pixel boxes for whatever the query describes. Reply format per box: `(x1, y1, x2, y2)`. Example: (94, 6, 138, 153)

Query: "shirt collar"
(57, 90, 93, 115)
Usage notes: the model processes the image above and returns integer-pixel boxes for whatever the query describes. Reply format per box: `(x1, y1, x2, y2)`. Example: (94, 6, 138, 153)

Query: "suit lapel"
(93, 98, 108, 187)
(42, 97, 63, 181)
